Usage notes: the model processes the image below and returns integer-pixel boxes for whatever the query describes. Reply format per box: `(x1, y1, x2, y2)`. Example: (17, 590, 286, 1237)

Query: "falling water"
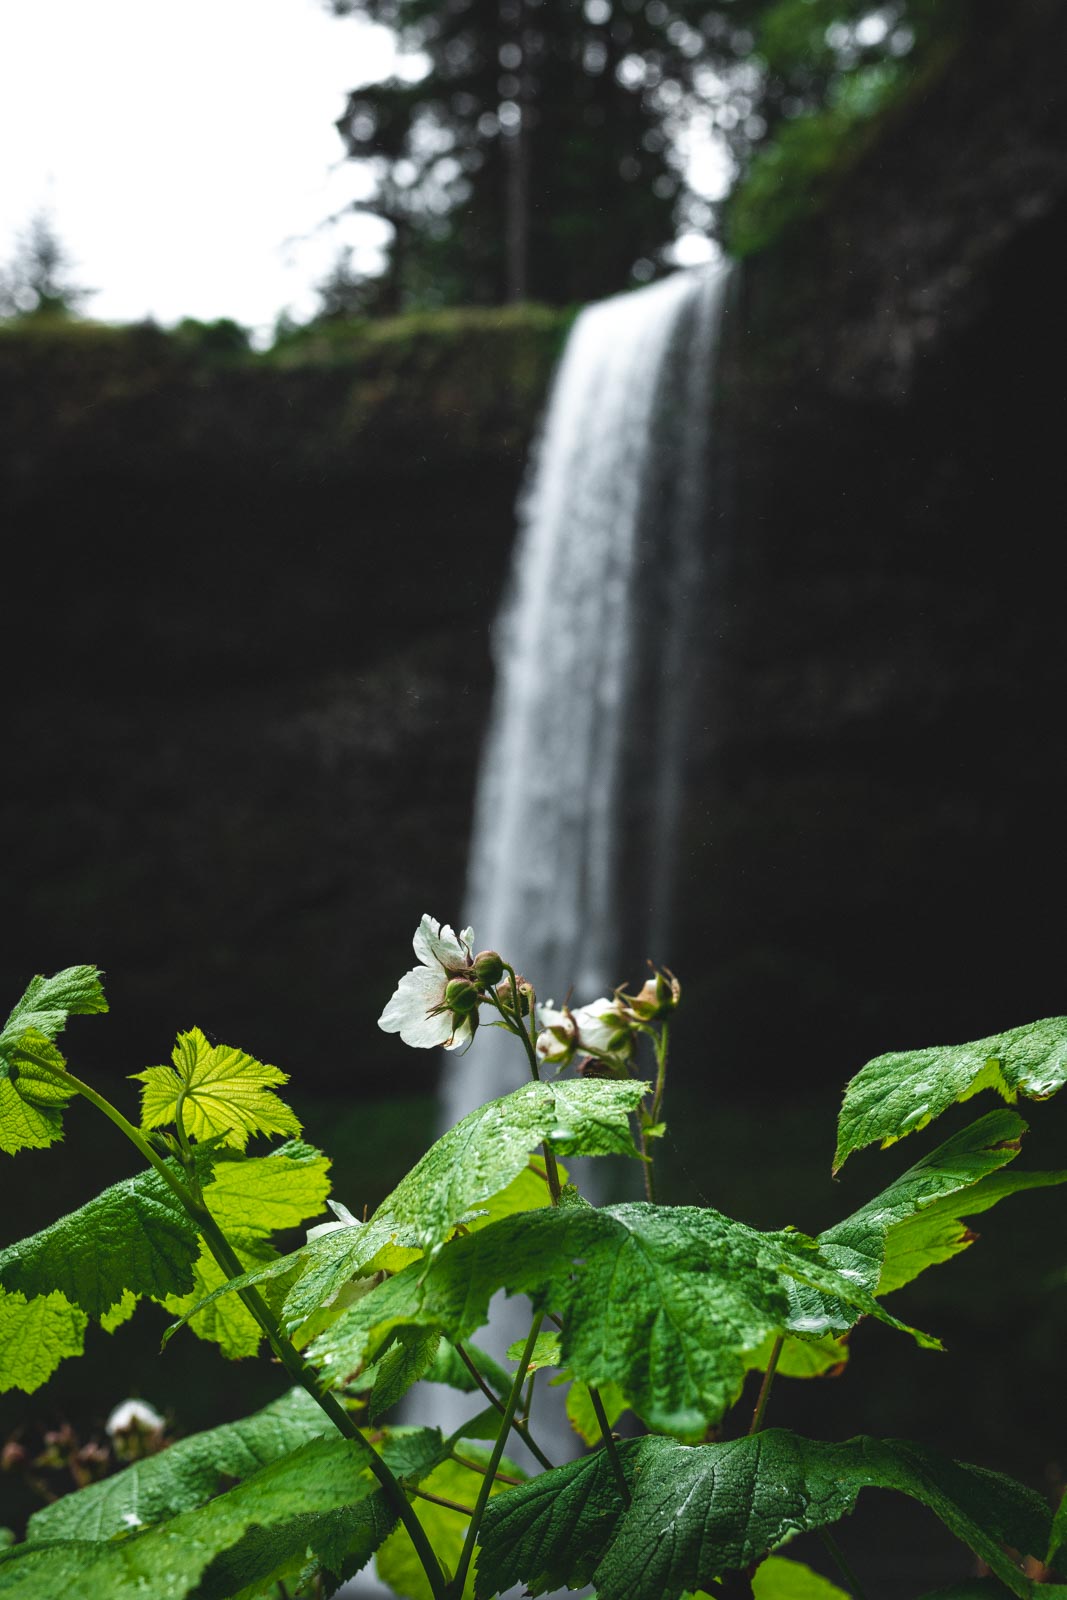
(445, 262, 731, 1131)
(348, 264, 731, 1598)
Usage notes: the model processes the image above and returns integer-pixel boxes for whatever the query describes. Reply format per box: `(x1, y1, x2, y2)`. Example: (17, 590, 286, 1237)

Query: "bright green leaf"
(1050, 1489, 1066, 1567)
(752, 1556, 850, 1598)
(99, 1289, 138, 1334)
(475, 1431, 1051, 1600)
(279, 1077, 645, 1329)
(744, 1331, 850, 1380)
(835, 1017, 1067, 1171)
(0, 1290, 86, 1394)
(0, 966, 107, 1154)
(131, 1027, 301, 1150)
(309, 1203, 915, 1439)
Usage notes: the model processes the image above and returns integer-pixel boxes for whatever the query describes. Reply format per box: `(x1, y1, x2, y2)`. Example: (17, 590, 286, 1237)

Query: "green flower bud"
(444, 978, 480, 1015)
(472, 950, 505, 987)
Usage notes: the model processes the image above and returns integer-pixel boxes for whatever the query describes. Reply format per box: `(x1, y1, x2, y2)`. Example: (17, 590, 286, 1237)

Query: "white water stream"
(347, 264, 730, 1597)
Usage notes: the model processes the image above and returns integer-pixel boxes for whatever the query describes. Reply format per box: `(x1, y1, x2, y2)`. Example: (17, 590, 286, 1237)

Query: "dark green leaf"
(475, 1431, 1051, 1600)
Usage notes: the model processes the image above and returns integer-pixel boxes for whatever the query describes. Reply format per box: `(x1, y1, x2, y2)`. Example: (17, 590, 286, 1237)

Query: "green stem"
(42, 1057, 448, 1600)
(585, 1384, 631, 1506)
(818, 1528, 870, 1599)
(452, 1342, 555, 1470)
(639, 1022, 670, 1204)
(748, 1334, 784, 1435)
(449, 1316, 543, 1600)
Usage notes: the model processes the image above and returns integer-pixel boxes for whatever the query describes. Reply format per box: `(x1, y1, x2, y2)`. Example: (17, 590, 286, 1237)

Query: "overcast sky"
(0, 0, 399, 334)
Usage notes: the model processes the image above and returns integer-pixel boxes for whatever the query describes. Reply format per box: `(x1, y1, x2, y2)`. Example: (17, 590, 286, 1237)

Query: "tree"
(0, 211, 91, 319)
(324, 0, 947, 309)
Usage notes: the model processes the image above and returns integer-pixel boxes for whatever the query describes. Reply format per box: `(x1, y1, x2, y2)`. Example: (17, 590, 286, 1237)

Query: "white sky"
(0, 0, 396, 334)
(0, 0, 724, 334)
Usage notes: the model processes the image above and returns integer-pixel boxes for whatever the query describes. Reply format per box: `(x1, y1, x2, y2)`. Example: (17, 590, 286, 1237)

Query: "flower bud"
(496, 975, 533, 1016)
(620, 967, 681, 1023)
(472, 950, 505, 987)
(443, 978, 480, 1015)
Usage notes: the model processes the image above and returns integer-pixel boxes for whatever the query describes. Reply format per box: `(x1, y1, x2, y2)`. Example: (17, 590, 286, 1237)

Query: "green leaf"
(509, 1331, 562, 1372)
(161, 1142, 332, 1357)
(27, 1388, 328, 1541)
(278, 1077, 646, 1329)
(131, 1027, 301, 1150)
(878, 1166, 1067, 1296)
(0, 1161, 202, 1320)
(744, 1331, 850, 1380)
(377, 1448, 519, 1600)
(835, 1017, 1067, 1170)
(0, 966, 107, 1154)
(563, 1377, 627, 1446)
(0, 1290, 86, 1394)
(0, 1436, 381, 1599)
(475, 1431, 1052, 1600)
(310, 1202, 923, 1440)
(366, 1328, 442, 1420)
(751, 1556, 850, 1598)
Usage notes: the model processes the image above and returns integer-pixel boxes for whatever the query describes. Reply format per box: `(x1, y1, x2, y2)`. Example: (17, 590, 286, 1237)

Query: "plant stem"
(411, 1487, 475, 1517)
(453, 1342, 554, 1470)
(585, 1385, 631, 1506)
(449, 1316, 543, 1600)
(748, 1334, 784, 1435)
(450, 1452, 523, 1487)
(639, 1021, 671, 1203)
(818, 1528, 870, 1599)
(46, 1058, 448, 1600)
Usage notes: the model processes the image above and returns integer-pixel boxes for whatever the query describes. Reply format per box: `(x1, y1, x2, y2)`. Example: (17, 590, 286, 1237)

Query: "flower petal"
(573, 998, 625, 1053)
(412, 913, 472, 972)
(378, 964, 453, 1048)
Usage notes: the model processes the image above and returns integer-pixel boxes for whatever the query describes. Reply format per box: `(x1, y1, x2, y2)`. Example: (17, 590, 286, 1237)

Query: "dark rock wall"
(1, 315, 568, 1092)
(676, 0, 1067, 1093)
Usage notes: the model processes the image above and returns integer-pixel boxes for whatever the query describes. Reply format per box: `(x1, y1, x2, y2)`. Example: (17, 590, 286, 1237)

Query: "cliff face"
(0, 313, 568, 1088)
(677, 0, 1067, 1085)
(2, 0, 1065, 1101)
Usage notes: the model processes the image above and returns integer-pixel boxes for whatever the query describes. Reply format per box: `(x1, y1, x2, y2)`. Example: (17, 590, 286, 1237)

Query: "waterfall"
(446, 262, 730, 1130)
(349, 264, 731, 1598)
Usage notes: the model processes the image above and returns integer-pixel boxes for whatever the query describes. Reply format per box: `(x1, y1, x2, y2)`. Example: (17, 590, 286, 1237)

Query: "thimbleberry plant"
(0, 918, 1064, 1599)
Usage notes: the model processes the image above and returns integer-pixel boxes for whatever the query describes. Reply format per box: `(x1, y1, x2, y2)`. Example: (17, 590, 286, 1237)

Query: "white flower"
(535, 1001, 579, 1065)
(306, 1199, 360, 1242)
(571, 997, 627, 1054)
(378, 914, 477, 1050)
(106, 1399, 164, 1438)
(535, 996, 629, 1066)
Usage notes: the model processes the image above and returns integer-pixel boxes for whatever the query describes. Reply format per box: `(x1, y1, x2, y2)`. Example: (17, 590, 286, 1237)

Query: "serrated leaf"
(132, 1027, 301, 1150)
(161, 1143, 331, 1357)
(0, 966, 107, 1154)
(752, 1556, 850, 1598)
(0, 1290, 87, 1393)
(0, 1436, 379, 1599)
(310, 1203, 919, 1440)
(277, 1077, 645, 1330)
(366, 1328, 442, 1419)
(0, 1079, 63, 1156)
(475, 1431, 1052, 1600)
(835, 1017, 1067, 1171)
(377, 1447, 519, 1600)
(0, 1161, 201, 1322)
(27, 1388, 327, 1541)
(99, 1288, 138, 1334)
